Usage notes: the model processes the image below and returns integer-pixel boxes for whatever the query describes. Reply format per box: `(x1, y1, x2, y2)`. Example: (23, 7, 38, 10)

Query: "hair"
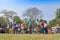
(40, 19, 44, 22)
(44, 20, 47, 23)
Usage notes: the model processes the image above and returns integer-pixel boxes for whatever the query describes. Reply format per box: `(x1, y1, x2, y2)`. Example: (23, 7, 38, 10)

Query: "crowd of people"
(13, 19, 49, 34)
(0, 19, 60, 34)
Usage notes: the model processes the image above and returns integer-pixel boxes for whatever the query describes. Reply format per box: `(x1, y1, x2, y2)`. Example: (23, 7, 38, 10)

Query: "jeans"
(56, 28, 60, 33)
(41, 27, 48, 34)
(44, 27, 48, 34)
(14, 27, 18, 34)
(41, 28, 44, 34)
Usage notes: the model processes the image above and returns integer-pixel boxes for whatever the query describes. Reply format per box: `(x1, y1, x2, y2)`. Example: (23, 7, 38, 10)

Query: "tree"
(22, 18, 28, 24)
(14, 16, 22, 24)
(0, 17, 5, 23)
(48, 8, 60, 27)
(48, 19, 56, 27)
(56, 8, 60, 18)
(0, 9, 17, 23)
(22, 7, 42, 20)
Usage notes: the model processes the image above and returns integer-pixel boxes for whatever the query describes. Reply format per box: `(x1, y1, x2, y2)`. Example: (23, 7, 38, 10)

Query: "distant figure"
(26, 27, 30, 34)
(40, 21, 44, 34)
(44, 20, 48, 34)
(28, 19, 33, 27)
(9, 22, 12, 28)
(13, 21, 19, 34)
(35, 19, 40, 26)
(31, 24, 36, 34)
(28, 19, 33, 34)
(56, 24, 60, 33)
(20, 22, 25, 34)
(36, 25, 40, 34)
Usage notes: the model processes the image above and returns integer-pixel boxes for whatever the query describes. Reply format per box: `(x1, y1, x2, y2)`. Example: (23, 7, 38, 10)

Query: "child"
(36, 25, 40, 34)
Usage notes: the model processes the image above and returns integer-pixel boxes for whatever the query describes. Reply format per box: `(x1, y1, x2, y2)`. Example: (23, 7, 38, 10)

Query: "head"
(44, 20, 47, 23)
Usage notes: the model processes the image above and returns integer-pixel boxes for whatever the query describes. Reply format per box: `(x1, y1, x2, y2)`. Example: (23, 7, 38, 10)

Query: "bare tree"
(22, 7, 42, 20)
(0, 9, 17, 22)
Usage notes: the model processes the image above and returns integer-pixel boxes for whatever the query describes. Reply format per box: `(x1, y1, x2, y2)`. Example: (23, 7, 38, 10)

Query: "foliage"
(48, 19, 56, 27)
(56, 8, 60, 18)
(48, 8, 60, 27)
(40, 19, 44, 22)
(1, 23, 7, 28)
(0, 17, 5, 23)
(14, 16, 22, 24)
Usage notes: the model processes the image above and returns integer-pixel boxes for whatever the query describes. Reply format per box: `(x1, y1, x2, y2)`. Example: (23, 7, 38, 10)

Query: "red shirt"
(41, 22, 44, 28)
(21, 23, 24, 29)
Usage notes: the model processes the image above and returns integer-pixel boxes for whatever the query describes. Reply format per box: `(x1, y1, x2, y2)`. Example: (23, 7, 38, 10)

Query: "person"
(28, 19, 33, 34)
(20, 22, 25, 34)
(29, 19, 33, 27)
(26, 27, 30, 34)
(48, 27, 52, 34)
(13, 21, 19, 34)
(9, 22, 12, 28)
(35, 19, 40, 26)
(40, 21, 44, 34)
(44, 20, 48, 34)
(18, 27, 20, 34)
(33, 27, 37, 34)
(51, 27, 56, 34)
(31, 24, 36, 34)
(36, 25, 40, 34)
(56, 24, 60, 33)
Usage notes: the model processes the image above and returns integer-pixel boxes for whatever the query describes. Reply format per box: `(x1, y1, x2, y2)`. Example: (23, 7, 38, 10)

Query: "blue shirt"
(29, 20, 33, 26)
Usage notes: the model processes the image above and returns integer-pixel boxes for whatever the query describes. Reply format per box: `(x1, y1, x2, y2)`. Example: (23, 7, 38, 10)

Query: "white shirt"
(16, 24, 19, 27)
(44, 23, 47, 27)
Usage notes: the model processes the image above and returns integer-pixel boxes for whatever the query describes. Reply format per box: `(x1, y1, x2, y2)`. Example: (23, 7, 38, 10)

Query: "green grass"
(0, 34, 60, 40)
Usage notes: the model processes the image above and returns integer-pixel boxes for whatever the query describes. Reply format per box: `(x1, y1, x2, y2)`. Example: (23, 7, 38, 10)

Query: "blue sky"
(0, 0, 60, 22)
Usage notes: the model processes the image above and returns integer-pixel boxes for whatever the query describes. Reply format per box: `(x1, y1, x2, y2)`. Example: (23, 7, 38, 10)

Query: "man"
(29, 19, 33, 27)
(13, 21, 19, 34)
(28, 19, 33, 34)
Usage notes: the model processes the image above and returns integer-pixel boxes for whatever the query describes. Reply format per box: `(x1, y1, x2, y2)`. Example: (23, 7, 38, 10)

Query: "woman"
(20, 22, 25, 34)
(44, 20, 48, 34)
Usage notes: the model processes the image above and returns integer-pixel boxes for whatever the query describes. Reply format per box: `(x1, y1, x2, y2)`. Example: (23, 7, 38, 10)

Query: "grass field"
(0, 34, 60, 40)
